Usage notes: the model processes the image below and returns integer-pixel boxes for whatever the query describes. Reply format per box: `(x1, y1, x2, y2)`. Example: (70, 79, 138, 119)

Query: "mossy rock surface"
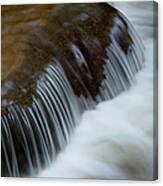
(2, 3, 132, 109)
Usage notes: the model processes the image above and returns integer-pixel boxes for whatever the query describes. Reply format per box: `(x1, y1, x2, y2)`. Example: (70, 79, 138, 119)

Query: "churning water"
(38, 2, 155, 180)
(1, 2, 155, 180)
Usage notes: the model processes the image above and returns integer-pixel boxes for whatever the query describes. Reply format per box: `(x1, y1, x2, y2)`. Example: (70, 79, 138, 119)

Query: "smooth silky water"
(39, 2, 154, 180)
(1, 2, 154, 179)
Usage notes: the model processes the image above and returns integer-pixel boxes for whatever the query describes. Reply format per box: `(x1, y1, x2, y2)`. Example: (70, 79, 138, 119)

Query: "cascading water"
(1, 3, 144, 177)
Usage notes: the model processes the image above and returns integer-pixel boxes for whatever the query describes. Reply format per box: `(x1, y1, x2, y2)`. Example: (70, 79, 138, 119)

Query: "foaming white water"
(39, 2, 155, 180)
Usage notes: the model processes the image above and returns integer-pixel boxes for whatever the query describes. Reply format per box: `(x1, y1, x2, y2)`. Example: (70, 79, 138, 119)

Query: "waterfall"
(1, 3, 144, 177)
